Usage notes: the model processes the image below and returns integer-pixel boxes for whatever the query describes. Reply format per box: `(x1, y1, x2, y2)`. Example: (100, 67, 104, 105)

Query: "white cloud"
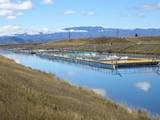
(142, 3, 160, 10)
(67, 29, 88, 33)
(63, 10, 96, 16)
(0, 25, 88, 36)
(0, 25, 44, 36)
(17, 12, 24, 16)
(0, 25, 66, 36)
(0, 1, 32, 10)
(0, 0, 9, 4)
(0, 9, 13, 16)
(81, 11, 96, 16)
(0, 25, 21, 36)
(64, 10, 76, 15)
(135, 81, 151, 92)
(6, 15, 16, 19)
(0, 0, 32, 19)
(136, 13, 145, 18)
(42, 0, 54, 5)
(86, 11, 96, 16)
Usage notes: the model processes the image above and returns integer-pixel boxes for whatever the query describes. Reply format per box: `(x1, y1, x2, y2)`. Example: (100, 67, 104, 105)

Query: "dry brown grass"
(10, 37, 160, 55)
(0, 56, 154, 120)
(1, 37, 160, 55)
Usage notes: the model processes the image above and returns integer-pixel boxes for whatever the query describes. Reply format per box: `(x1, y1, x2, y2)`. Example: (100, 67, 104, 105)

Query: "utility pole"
(116, 29, 119, 38)
(68, 30, 71, 41)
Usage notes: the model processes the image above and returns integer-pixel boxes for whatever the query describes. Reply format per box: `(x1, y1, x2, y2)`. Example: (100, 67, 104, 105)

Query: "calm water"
(1, 50, 160, 115)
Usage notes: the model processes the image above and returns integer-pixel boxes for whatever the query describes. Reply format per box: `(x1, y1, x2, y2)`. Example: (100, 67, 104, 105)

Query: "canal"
(0, 50, 160, 115)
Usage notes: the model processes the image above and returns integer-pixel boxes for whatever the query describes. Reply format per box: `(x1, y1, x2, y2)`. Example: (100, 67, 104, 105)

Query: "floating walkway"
(101, 58, 160, 69)
(37, 53, 160, 69)
(37, 53, 115, 69)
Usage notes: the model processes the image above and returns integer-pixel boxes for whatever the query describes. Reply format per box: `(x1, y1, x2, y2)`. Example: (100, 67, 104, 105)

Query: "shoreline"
(0, 55, 156, 120)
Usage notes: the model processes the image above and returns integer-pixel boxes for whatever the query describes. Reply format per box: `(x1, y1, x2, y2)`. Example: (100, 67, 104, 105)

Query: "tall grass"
(0, 56, 156, 120)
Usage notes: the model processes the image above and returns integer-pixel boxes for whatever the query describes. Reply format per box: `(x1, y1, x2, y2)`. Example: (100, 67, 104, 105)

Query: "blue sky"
(0, 0, 160, 35)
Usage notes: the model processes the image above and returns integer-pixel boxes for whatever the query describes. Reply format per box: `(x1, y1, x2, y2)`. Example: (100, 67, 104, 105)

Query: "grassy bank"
(40, 37, 160, 55)
(0, 56, 154, 120)
(1, 37, 160, 55)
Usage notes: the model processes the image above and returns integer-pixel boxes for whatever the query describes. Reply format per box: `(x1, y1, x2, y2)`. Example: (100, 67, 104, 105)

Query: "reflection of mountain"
(1, 26, 160, 45)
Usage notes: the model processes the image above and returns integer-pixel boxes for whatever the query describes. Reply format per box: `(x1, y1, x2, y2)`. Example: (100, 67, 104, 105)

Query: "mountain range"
(0, 26, 160, 45)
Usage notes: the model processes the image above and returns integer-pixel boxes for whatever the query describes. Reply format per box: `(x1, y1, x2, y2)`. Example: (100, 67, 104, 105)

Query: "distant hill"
(0, 26, 160, 45)
(0, 36, 26, 45)
(65, 27, 160, 37)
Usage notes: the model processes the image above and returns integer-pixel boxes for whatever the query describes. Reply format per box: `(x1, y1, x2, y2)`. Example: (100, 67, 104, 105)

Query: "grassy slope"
(0, 56, 152, 120)
(1, 37, 160, 55)
(35, 37, 160, 55)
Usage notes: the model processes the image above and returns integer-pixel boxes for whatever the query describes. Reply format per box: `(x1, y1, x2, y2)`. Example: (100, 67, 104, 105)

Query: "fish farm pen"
(37, 54, 160, 69)
(12, 49, 160, 69)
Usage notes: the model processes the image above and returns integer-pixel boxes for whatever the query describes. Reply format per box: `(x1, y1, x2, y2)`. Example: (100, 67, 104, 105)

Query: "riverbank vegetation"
(0, 56, 155, 120)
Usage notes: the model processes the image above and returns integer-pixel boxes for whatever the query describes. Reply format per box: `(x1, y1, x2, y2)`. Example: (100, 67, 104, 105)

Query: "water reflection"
(92, 88, 107, 97)
(36, 54, 160, 77)
(152, 66, 160, 76)
(0, 51, 160, 115)
(135, 81, 151, 92)
(4, 54, 21, 64)
(66, 71, 78, 77)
